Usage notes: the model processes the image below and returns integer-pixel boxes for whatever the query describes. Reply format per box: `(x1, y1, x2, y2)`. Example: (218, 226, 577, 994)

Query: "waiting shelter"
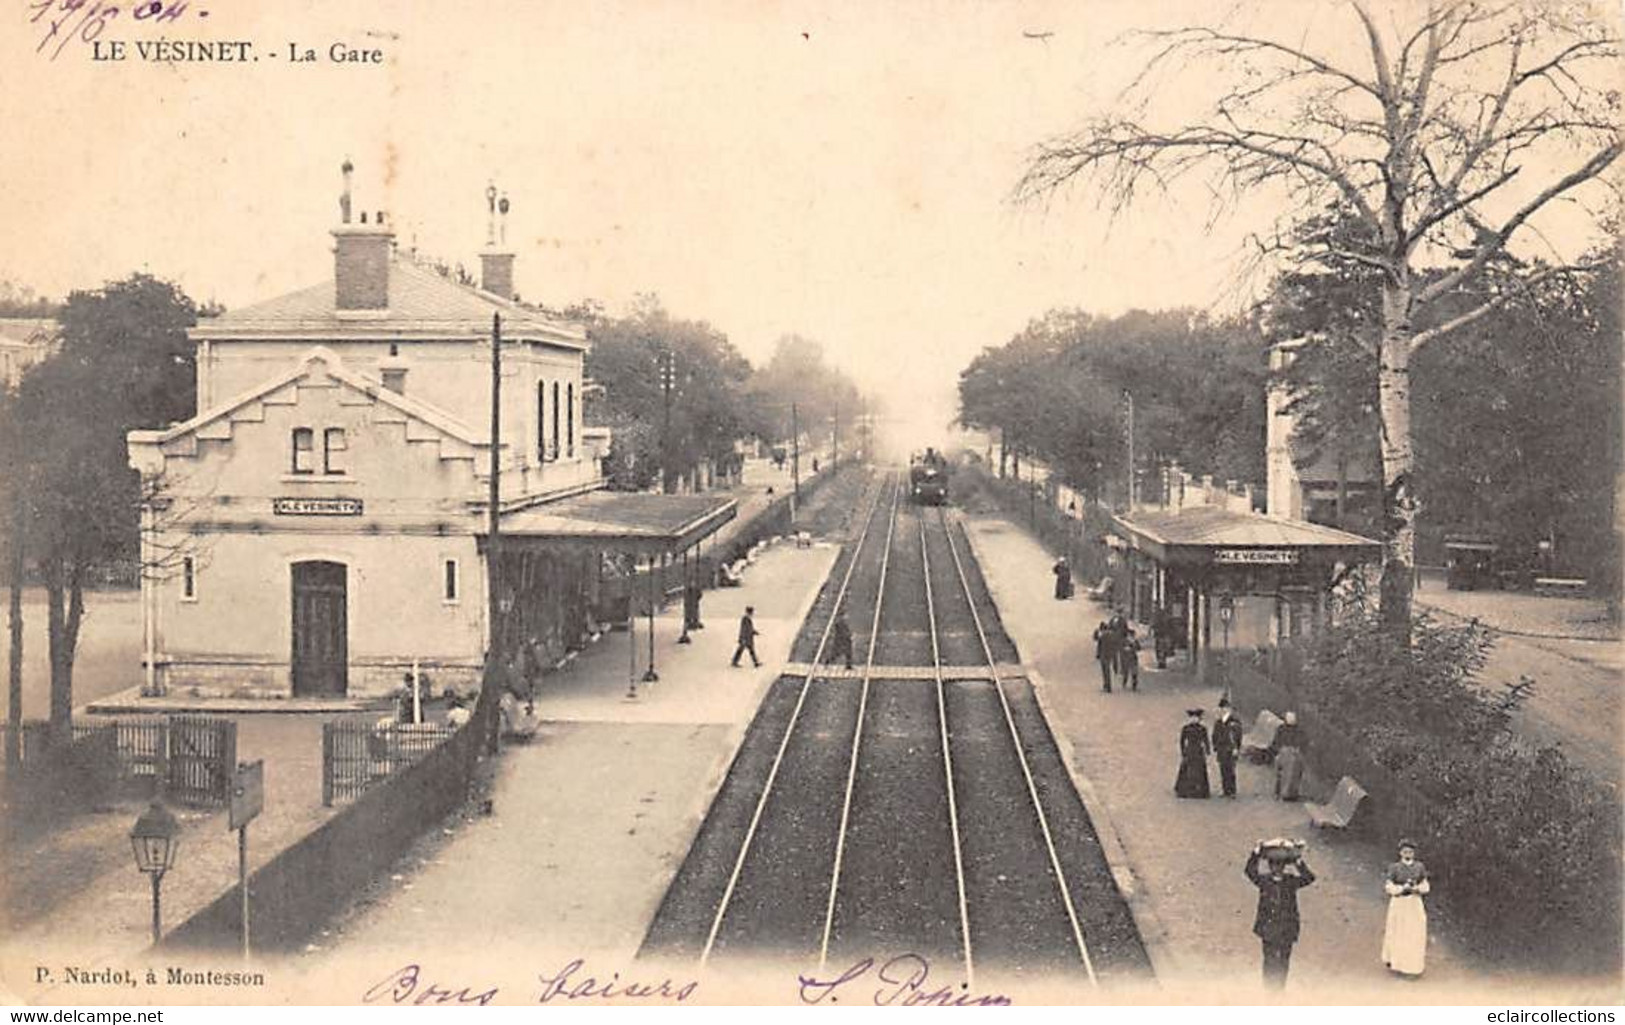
(1109, 504, 1381, 667)
(489, 493, 738, 684)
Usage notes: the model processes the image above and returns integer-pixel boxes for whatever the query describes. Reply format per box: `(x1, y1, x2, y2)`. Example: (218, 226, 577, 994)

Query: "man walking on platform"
(1212, 698, 1244, 798)
(1092, 620, 1117, 692)
(731, 606, 762, 668)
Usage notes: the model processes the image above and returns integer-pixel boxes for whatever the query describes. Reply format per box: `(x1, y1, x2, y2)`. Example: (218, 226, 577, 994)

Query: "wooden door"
(291, 561, 348, 697)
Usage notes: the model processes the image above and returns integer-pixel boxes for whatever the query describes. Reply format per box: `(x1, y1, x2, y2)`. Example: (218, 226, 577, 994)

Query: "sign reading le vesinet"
(272, 497, 364, 517)
(1215, 548, 1299, 565)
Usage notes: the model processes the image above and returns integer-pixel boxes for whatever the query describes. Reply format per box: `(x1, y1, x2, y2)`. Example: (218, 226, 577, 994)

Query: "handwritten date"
(28, 0, 208, 62)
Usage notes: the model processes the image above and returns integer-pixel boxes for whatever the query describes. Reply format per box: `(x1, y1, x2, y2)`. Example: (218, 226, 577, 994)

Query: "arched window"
(536, 381, 547, 462)
(551, 381, 561, 460)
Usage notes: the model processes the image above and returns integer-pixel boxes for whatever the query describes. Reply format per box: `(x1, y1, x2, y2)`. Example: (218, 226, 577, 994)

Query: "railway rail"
(640, 468, 1148, 986)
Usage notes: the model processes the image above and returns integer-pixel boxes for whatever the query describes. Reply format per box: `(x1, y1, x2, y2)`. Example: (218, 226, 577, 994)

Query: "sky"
(2, 0, 1616, 444)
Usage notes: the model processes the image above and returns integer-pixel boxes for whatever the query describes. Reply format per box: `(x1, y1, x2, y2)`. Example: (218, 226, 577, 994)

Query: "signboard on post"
(230, 759, 264, 962)
(1217, 594, 1235, 622)
(230, 760, 264, 831)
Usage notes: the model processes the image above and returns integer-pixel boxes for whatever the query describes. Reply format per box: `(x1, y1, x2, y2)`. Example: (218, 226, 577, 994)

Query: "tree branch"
(1417, 140, 1623, 303)
(1410, 258, 1614, 352)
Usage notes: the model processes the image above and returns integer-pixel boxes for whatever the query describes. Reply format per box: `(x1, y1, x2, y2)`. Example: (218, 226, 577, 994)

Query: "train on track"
(909, 448, 949, 506)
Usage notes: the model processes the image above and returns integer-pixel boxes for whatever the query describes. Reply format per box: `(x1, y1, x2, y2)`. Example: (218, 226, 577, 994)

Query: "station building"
(127, 170, 733, 701)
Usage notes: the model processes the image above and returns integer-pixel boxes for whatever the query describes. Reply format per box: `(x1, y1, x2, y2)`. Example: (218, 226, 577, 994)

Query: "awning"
(482, 491, 738, 556)
(1111, 506, 1380, 569)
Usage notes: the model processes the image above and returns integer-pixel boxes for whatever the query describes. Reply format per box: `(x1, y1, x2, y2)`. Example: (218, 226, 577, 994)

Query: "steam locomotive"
(909, 448, 949, 506)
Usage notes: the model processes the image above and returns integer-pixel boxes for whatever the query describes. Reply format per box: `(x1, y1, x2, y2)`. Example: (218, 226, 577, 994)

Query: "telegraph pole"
(832, 396, 839, 470)
(1124, 389, 1136, 510)
(790, 401, 801, 506)
(659, 349, 675, 494)
(478, 311, 503, 756)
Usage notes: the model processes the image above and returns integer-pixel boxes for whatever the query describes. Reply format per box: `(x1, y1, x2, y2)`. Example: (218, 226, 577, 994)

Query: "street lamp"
(130, 800, 180, 945)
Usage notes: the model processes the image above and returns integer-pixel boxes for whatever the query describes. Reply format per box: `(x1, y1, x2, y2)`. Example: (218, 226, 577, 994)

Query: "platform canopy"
(1111, 505, 1380, 570)
(484, 491, 738, 556)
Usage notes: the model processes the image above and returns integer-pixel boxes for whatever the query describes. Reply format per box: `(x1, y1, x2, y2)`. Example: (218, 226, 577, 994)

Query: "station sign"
(272, 497, 364, 517)
(1215, 548, 1299, 565)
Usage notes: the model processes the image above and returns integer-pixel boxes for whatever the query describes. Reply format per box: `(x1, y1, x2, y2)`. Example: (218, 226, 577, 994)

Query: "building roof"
(1114, 505, 1380, 550)
(493, 492, 739, 554)
(0, 318, 56, 348)
(128, 347, 485, 470)
(192, 257, 585, 347)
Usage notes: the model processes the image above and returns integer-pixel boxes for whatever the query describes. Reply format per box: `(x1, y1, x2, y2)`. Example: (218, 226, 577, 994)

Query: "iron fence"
(323, 720, 455, 806)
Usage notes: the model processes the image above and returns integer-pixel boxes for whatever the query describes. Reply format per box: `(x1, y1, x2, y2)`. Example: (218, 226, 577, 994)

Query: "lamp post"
(130, 800, 179, 945)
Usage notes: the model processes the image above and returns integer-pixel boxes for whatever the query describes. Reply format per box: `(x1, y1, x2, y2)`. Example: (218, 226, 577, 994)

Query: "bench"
(1306, 776, 1367, 829)
(1241, 709, 1284, 761)
(1534, 577, 1587, 597)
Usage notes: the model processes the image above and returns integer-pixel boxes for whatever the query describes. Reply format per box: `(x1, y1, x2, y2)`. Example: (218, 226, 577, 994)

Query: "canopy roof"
(1112, 505, 1380, 569)
(487, 492, 738, 555)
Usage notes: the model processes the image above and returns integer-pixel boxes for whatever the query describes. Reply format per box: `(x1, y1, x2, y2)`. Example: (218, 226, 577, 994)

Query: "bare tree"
(1017, 0, 1621, 637)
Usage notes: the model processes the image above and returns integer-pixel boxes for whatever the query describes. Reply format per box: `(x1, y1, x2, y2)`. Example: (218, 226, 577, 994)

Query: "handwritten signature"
(27, 0, 209, 62)
(362, 959, 700, 1006)
(798, 954, 1012, 1006)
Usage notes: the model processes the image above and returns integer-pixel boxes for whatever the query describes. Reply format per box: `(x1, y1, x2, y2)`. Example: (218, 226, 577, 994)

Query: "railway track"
(640, 469, 1148, 987)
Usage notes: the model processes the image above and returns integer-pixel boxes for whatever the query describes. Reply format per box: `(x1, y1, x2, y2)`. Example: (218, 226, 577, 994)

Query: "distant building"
(0, 317, 56, 390)
(127, 166, 734, 701)
(1265, 340, 1380, 532)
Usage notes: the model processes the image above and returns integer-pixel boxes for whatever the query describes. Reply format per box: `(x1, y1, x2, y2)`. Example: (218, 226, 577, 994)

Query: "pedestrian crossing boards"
(780, 661, 1026, 681)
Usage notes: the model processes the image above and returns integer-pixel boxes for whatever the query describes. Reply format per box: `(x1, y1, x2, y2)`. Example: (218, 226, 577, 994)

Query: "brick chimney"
(332, 162, 393, 310)
(480, 250, 515, 301)
(479, 186, 516, 300)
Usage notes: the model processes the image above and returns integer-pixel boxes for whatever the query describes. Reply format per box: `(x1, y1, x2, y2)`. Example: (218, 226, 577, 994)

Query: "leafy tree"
(957, 306, 1265, 503)
(11, 275, 198, 738)
(584, 295, 754, 492)
(744, 334, 863, 460)
(1018, 1, 1621, 639)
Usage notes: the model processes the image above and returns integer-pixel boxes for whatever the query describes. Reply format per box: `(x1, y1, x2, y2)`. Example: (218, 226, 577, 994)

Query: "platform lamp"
(130, 800, 180, 945)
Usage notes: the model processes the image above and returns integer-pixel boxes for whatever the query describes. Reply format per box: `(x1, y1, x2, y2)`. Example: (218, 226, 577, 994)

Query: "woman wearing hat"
(1174, 708, 1211, 798)
(1271, 711, 1307, 801)
(1382, 839, 1430, 977)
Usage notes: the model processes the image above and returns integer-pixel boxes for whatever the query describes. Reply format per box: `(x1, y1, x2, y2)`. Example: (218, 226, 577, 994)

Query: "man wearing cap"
(732, 606, 762, 668)
(1245, 840, 1316, 989)
(1212, 698, 1244, 798)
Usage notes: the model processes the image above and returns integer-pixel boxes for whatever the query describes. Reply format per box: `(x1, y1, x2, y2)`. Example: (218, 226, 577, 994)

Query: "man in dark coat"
(1212, 698, 1244, 798)
(828, 611, 855, 671)
(1245, 843, 1316, 989)
(731, 606, 762, 668)
(1092, 621, 1116, 692)
(1053, 557, 1073, 600)
(1151, 605, 1175, 668)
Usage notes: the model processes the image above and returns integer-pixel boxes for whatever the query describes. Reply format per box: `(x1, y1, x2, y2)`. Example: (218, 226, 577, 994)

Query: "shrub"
(1293, 606, 1622, 966)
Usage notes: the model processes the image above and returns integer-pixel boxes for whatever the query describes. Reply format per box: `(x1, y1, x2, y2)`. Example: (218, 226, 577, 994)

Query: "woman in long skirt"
(1272, 711, 1306, 801)
(1175, 709, 1211, 798)
(1382, 839, 1430, 977)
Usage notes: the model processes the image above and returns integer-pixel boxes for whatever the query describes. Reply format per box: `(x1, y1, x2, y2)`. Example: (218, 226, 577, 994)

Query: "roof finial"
(340, 158, 354, 225)
(485, 181, 498, 247)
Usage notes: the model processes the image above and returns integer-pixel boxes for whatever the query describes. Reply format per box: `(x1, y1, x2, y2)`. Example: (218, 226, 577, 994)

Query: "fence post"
(321, 723, 333, 808)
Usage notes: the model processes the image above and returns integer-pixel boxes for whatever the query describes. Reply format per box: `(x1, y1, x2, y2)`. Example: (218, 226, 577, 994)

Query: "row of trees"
(958, 307, 1266, 502)
(3, 275, 201, 762)
(578, 295, 866, 492)
(1014, 0, 1620, 636)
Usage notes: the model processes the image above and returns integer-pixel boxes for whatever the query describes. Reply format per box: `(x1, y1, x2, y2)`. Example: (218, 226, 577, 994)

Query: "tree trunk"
(45, 568, 70, 742)
(998, 430, 1008, 478)
(1377, 283, 1418, 641)
(5, 488, 22, 775)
